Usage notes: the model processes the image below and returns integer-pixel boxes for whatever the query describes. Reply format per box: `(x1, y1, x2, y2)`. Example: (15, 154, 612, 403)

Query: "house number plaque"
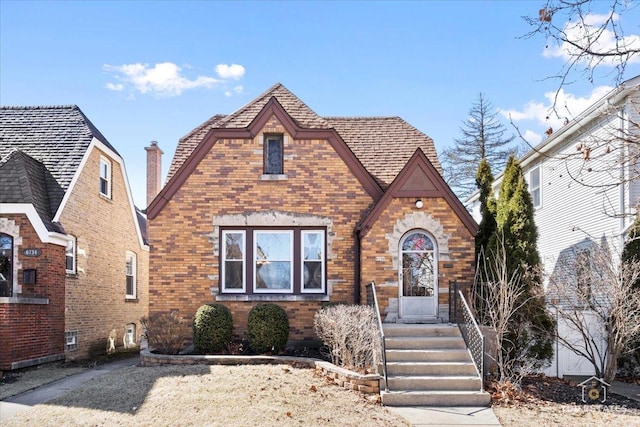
(23, 248, 42, 257)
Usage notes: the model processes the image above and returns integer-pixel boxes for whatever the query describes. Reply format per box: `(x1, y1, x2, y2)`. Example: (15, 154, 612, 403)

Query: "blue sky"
(1, 1, 639, 208)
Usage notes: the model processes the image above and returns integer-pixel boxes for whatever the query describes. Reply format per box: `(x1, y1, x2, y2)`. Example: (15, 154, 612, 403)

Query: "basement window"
(65, 331, 78, 351)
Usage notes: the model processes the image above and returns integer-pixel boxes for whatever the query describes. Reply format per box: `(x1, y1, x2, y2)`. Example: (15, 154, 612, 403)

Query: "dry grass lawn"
(494, 403, 640, 426)
(2, 364, 407, 427)
(0, 363, 86, 401)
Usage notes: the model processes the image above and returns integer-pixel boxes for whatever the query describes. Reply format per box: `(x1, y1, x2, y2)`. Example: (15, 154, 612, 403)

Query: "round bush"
(247, 303, 289, 354)
(193, 304, 233, 354)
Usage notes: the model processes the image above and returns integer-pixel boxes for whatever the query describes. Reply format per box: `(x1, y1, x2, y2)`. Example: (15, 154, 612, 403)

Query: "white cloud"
(103, 62, 246, 97)
(105, 82, 124, 91)
(215, 64, 245, 80)
(500, 85, 613, 146)
(224, 86, 244, 97)
(522, 130, 543, 146)
(543, 13, 640, 66)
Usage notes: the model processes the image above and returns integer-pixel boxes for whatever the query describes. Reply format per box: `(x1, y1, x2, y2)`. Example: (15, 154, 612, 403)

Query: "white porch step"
(386, 361, 478, 376)
(385, 349, 471, 362)
(381, 390, 492, 407)
(385, 336, 467, 350)
(387, 375, 482, 391)
(380, 323, 491, 407)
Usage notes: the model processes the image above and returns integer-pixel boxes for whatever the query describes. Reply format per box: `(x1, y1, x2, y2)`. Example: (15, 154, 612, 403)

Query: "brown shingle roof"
(165, 84, 441, 189)
(326, 116, 441, 188)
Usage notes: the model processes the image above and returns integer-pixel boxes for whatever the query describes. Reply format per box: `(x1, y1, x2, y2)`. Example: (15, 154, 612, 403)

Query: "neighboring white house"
(467, 74, 640, 378)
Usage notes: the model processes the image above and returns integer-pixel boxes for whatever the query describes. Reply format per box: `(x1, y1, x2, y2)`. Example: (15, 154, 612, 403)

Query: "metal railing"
(450, 281, 484, 390)
(366, 281, 388, 391)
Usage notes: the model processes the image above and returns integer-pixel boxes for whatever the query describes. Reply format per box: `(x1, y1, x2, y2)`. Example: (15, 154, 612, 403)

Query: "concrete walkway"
(388, 406, 502, 427)
(0, 357, 138, 422)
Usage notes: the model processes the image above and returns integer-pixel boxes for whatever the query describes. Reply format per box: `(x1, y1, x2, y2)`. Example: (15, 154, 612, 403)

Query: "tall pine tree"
(442, 93, 515, 199)
(492, 155, 554, 364)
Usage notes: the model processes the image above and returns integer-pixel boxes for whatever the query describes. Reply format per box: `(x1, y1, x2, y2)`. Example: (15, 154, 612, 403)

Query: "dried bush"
(247, 303, 289, 354)
(314, 304, 381, 373)
(193, 304, 233, 354)
(140, 312, 189, 355)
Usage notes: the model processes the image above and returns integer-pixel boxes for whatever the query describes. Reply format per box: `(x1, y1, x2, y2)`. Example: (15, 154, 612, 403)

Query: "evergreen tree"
(475, 158, 496, 258)
(474, 158, 497, 319)
(442, 93, 515, 199)
(492, 154, 554, 364)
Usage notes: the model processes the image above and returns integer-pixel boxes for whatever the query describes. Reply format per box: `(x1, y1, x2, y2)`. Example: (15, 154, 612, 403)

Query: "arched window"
(0, 233, 13, 297)
(400, 231, 436, 297)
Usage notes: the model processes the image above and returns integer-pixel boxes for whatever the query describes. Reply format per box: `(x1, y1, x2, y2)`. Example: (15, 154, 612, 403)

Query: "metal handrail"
(453, 283, 484, 391)
(366, 281, 388, 391)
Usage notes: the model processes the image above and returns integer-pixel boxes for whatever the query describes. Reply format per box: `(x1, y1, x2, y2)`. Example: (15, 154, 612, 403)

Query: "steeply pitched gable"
(358, 148, 478, 236)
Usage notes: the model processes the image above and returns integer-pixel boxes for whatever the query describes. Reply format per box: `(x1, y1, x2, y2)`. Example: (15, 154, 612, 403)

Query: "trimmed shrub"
(247, 303, 289, 354)
(193, 304, 233, 354)
(314, 304, 381, 373)
(140, 312, 189, 355)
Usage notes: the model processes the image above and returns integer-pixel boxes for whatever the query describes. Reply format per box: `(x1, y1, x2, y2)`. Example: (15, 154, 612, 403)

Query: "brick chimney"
(145, 141, 163, 207)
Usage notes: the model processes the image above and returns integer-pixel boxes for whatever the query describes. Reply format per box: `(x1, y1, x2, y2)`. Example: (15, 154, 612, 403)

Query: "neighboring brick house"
(146, 84, 477, 341)
(0, 106, 149, 370)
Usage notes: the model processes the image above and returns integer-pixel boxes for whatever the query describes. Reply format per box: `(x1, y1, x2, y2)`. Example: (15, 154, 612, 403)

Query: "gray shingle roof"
(0, 105, 118, 231)
(0, 150, 65, 233)
(166, 84, 441, 188)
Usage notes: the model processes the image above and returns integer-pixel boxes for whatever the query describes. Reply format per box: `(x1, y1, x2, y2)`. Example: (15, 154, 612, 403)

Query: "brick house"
(0, 106, 149, 370)
(146, 84, 477, 341)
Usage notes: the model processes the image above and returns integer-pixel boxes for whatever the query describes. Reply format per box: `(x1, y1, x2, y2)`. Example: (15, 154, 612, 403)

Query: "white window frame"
(253, 230, 293, 294)
(99, 156, 112, 198)
(65, 235, 76, 274)
(65, 330, 78, 351)
(528, 165, 541, 209)
(125, 251, 137, 299)
(221, 230, 246, 293)
(301, 230, 325, 294)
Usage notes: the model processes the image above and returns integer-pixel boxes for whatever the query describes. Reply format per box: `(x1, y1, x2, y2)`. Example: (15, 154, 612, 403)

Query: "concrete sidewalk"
(0, 357, 138, 421)
(388, 406, 502, 427)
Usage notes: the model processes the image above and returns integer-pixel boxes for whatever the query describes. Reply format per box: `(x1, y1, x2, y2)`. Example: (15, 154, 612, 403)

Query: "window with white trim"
(125, 251, 137, 299)
(220, 228, 326, 295)
(302, 230, 325, 293)
(99, 156, 112, 198)
(528, 165, 541, 208)
(255, 230, 293, 293)
(65, 236, 76, 274)
(222, 230, 246, 293)
(65, 331, 78, 351)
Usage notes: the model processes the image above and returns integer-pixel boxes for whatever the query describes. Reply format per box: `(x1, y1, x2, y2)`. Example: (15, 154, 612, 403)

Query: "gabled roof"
(0, 105, 119, 194)
(0, 150, 64, 233)
(358, 148, 478, 236)
(165, 83, 442, 191)
(166, 83, 330, 181)
(326, 116, 441, 189)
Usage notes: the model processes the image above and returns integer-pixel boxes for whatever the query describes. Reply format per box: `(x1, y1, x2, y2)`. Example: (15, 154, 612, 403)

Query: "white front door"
(399, 231, 438, 321)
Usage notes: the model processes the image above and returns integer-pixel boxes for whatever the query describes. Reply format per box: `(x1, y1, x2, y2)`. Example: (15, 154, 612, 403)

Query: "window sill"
(99, 193, 113, 202)
(0, 296, 49, 305)
(125, 297, 139, 303)
(259, 174, 288, 181)
(216, 294, 329, 302)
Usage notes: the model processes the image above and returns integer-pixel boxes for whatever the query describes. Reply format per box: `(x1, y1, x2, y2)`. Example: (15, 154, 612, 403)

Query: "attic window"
(263, 134, 284, 175)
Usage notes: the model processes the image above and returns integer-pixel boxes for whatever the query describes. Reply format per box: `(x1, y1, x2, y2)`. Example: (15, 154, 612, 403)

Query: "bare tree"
(524, 0, 640, 100)
(475, 235, 549, 390)
(547, 238, 640, 383)
(442, 93, 516, 199)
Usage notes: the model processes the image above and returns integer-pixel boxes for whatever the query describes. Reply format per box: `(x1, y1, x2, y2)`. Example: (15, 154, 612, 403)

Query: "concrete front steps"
(381, 324, 491, 407)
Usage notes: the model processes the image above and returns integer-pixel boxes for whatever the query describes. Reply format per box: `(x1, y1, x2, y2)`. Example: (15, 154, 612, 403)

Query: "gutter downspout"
(354, 228, 362, 305)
